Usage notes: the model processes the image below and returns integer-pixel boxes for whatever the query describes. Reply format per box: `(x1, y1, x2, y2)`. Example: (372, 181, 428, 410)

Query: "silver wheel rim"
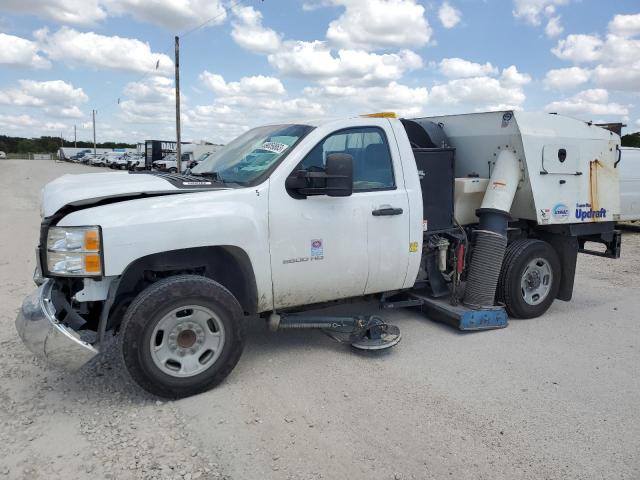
(150, 305, 225, 378)
(520, 257, 553, 306)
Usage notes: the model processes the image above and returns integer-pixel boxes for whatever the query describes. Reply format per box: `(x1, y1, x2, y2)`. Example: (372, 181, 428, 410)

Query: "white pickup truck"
(619, 147, 640, 221)
(16, 111, 622, 398)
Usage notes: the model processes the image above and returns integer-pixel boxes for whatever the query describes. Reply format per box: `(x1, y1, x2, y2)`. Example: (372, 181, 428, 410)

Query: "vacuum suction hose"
(463, 149, 520, 308)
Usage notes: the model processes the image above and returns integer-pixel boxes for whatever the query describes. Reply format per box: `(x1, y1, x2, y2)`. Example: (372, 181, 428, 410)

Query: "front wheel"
(119, 275, 245, 398)
(496, 239, 560, 319)
(168, 167, 177, 173)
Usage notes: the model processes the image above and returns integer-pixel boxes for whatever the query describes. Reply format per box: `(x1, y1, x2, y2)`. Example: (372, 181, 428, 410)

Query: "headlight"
(46, 226, 102, 276)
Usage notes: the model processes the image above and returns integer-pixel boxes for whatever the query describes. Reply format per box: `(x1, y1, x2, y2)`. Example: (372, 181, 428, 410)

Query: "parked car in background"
(619, 147, 640, 222)
(0, 151, 6, 159)
(153, 153, 196, 173)
(79, 152, 96, 164)
(110, 155, 131, 170)
(127, 154, 146, 171)
(68, 149, 91, 162)
(88, 154, 107, 167)
(103, 152, 125, 168)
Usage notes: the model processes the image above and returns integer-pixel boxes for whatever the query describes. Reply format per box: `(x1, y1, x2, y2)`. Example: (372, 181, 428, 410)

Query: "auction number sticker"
(260, 142, 289, 154)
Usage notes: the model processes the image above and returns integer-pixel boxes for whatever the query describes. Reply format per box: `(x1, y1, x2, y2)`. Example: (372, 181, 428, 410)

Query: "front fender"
(58, 183, 273, 310)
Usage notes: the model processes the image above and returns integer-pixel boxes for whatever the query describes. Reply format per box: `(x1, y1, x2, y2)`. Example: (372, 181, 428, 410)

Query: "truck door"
(360, 126, 410, 294)
(268, 124, 410, 309)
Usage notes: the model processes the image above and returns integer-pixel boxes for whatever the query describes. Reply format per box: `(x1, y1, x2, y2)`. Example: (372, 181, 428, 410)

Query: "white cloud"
(0, 33, 50, 69)
(0, 112, 74, 136)
(591, 64, 640, 92)
(0, 0, 106, 26)
(119, 76, 175, 124)
(200, 72, 285, 96)
(430, 65, 531, 111)
(0, 0, 226, 30)
(544, 89, 629, 117)
(0, 79, 88, 107)
(35, 27, 174, 76)
(552, 34, 604, 63)
(103, 0, 225, 31)
(551, 15, 640, 91)
(0, 113, 38, 129)
(188, 73, 324, 141)
(268, 41, 422, 87)
(608, 13, 640, 37)
(58, 106, 85, 118)
(230, 5, 281, 54)
(439, 58, 497, 78)
(438, 1, 461, 29)
(305, 81, 428, 117)
(512, 0, 569, 26)
(543, 67, 591, 90)
(545, 16, 563, 37)
(500, 65, 532, 87)
(325, 0, 431, 50)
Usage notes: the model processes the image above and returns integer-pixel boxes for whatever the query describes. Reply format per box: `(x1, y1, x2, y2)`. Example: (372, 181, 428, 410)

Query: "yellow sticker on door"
(409, 242, 418, 252)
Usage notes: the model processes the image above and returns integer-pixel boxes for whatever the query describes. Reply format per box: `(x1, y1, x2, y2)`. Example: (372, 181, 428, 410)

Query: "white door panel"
(268, 194, 369, 309)
(268, 118, 410, 309)
(364, 190, 410, 294)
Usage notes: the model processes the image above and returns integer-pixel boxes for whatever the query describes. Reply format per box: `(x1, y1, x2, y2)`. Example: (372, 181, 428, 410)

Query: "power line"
(179, 0, 246, 39)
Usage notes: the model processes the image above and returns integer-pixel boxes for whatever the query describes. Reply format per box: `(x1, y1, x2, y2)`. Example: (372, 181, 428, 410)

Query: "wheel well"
(505, 222, 578, 302)
(110, 246, 258, 329)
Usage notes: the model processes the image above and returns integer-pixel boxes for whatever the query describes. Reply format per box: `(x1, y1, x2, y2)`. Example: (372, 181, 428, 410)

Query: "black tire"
(119, 275, 245, 398)
(496, 239, 560, 319)
(168, 167, 177, 173)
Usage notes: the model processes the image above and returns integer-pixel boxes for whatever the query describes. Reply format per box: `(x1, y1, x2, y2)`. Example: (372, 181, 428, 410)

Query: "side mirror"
(285, 153, 353, 198)
(325, 153, 353, 197)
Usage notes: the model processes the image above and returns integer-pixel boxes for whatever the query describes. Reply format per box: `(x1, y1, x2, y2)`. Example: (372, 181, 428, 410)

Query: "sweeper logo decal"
(501, 112, 513, 128)
(552, 203, 569, 220)
(282, 239, 324, 264)
(575, 202, 607, 221)
(311, 239, 323, 258)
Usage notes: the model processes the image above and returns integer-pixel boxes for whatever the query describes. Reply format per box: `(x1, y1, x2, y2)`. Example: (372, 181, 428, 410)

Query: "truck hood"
(42, 171, 225, 217)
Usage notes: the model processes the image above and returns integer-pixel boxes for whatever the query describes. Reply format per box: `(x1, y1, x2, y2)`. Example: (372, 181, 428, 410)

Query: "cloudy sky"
(0, 0, 638, 144)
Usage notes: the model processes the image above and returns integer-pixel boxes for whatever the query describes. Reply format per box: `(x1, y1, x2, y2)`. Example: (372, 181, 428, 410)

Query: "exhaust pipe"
(463, 149, 520, 308)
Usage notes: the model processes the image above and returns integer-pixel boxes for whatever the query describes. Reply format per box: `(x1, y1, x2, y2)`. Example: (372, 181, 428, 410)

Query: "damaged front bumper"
(15, 280, 98, 370)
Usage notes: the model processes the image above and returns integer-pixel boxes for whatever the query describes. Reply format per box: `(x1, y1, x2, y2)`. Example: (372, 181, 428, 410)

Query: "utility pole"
(92, 109, 97, 156)
(175, 35, 182, 173)
(74, 124, 77, 148)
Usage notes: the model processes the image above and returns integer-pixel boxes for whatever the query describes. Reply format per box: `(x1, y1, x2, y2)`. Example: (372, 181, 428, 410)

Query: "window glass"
(299, 127, 395, 191)
(191, 124, 313, 185)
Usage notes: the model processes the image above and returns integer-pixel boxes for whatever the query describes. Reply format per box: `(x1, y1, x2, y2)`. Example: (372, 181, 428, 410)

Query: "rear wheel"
(168, 167, 177, 173)
(119, 275, 245, 398)
(496, 239, 560, 319)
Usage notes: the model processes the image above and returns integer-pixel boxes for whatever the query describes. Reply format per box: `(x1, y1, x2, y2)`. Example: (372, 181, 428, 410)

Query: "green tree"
(622, 132, 640, 148)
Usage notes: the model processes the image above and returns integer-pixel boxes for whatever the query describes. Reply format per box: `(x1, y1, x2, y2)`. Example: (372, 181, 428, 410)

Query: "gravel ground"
(1, 160, 639, 480)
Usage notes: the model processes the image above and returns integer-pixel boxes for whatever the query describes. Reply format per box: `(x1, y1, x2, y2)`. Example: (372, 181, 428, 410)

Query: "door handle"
(372, 206, 403, 216)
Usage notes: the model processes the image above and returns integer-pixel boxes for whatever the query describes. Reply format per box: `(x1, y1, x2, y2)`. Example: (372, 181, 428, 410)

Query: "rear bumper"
(15, 280, 98, 370)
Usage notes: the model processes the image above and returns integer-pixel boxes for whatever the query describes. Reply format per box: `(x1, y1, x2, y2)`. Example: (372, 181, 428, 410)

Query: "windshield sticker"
(260, 142, 289, 154)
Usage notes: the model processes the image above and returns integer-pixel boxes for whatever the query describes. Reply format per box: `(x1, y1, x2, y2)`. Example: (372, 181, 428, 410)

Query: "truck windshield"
(191, 124, 313, 185)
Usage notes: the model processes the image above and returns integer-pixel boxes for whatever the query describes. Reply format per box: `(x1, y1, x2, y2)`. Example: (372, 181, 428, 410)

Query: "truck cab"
(15, 112, 621, 398)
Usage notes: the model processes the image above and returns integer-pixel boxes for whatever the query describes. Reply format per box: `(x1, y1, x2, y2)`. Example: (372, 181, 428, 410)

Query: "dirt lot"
(1, 159, 639, 480)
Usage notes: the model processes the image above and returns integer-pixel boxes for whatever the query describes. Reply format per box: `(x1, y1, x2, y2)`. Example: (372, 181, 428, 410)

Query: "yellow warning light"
(361, 112, 397, 118)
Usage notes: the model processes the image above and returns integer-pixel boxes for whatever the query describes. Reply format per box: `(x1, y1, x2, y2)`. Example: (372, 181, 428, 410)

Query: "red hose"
(456, 244, 465, 274)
